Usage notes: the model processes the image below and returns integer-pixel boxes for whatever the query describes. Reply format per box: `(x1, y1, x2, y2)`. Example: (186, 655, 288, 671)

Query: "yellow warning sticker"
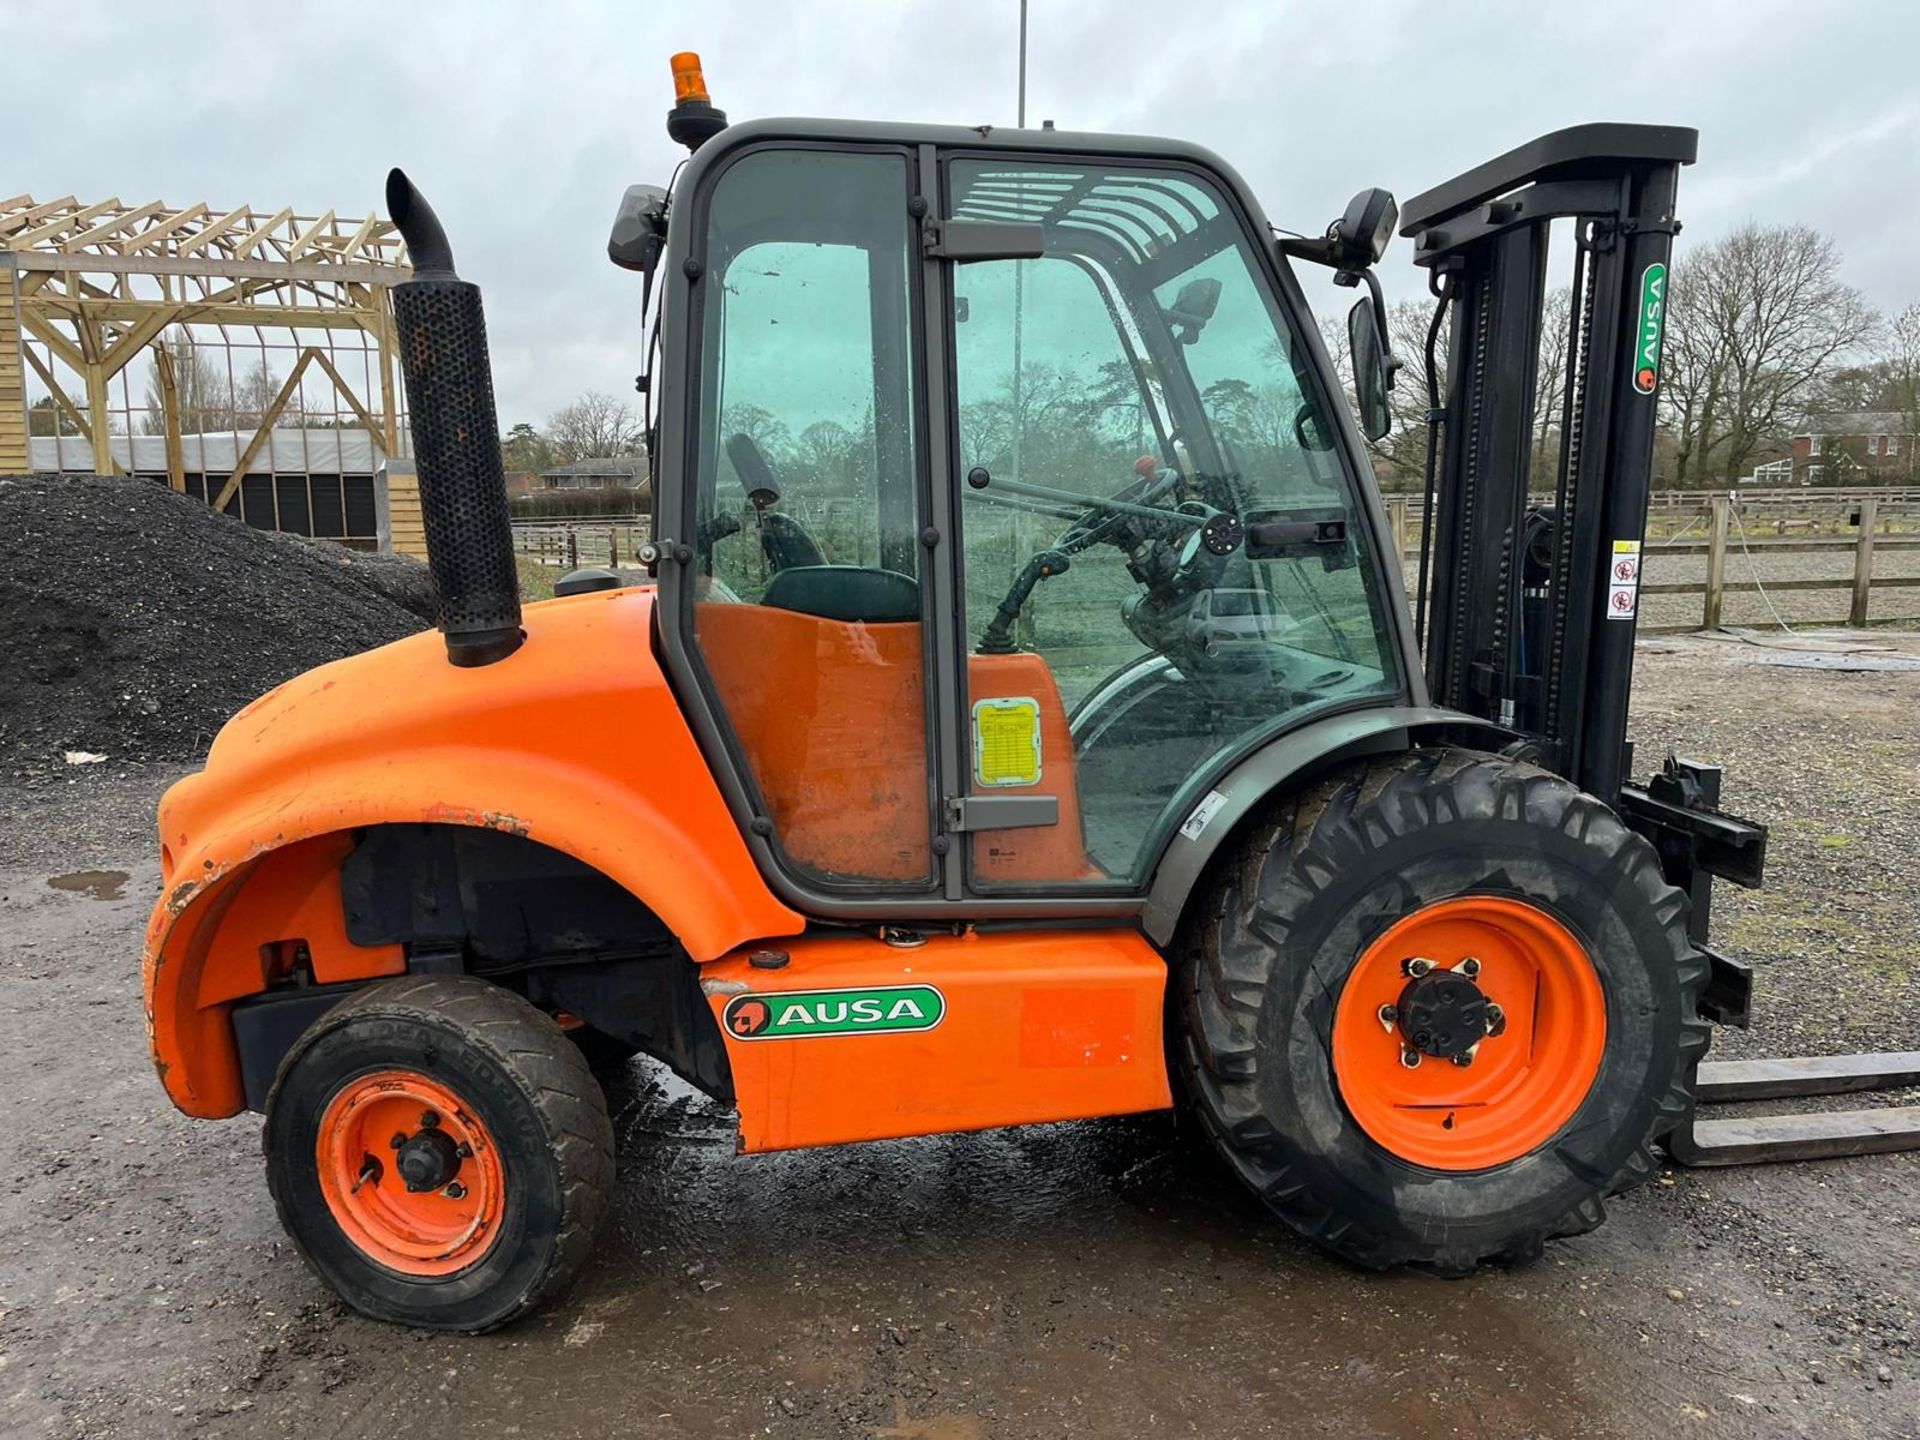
(973, 697, 1043, 788)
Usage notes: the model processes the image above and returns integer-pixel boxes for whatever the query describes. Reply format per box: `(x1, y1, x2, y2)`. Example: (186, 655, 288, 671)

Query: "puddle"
(46, 869, 130, 901)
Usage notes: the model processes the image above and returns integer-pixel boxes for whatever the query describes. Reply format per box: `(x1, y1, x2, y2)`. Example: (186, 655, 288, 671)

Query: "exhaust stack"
(386, 168, 523, 668)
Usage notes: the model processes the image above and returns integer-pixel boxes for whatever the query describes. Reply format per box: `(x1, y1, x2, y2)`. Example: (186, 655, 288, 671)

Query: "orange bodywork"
(145, 587, 802, 1119)
(705, 928, 1172, 1152)
(149, 584, 1147, 1140)
(698, 603, 1093, 884)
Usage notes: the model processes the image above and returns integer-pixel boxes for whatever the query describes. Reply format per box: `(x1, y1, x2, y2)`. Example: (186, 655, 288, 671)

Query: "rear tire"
(264, 975, 614, 1331)
(1174, 747, 1708, 1273)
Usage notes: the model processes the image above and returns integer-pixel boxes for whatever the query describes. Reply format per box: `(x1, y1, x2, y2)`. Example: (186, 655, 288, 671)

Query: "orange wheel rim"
(316, 1069, 506, 1276)
(1331, 896, 1606, 1171)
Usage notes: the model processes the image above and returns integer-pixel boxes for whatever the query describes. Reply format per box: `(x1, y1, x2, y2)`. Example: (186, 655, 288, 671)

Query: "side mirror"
(608, 184, 670, 273)
(1347, 295, 1393, 441)
(1334, 188, 1398, 268)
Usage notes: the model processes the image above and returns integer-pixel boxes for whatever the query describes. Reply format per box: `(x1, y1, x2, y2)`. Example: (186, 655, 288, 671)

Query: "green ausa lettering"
(723, 985, 946, 1040)
(1633, 261, 1667, 395)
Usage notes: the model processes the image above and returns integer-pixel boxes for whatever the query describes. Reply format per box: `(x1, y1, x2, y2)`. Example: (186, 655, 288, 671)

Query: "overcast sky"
(14, 0, 1918, 424)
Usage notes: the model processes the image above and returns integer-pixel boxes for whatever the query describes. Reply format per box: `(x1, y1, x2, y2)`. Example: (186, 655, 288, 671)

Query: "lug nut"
(420, 1110, 441, 1129)
(389, 1132, 408, 1150)
(1400, 1047, 1422, 1069)
(1404, 957, 1435, 978)
(1459, 957, 1481, 979)
(1485, 1003, 1507, 1037)
(1451, 1052, 1475, 1068)
(443, 1181, 467, 1200)
(1377, 1003, 1397, 1031)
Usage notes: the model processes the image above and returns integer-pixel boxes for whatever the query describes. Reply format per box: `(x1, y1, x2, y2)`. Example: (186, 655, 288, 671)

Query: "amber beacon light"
(667, 51, 728, 151)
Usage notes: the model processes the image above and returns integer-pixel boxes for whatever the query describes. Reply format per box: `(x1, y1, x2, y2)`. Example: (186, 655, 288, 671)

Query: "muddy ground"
(2, 636, 1916, 1440)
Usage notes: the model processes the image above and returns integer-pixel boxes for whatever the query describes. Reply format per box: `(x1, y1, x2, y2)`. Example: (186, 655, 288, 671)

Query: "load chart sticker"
(1606, 539, 1642, 621)
(973, 696, 1042, 788)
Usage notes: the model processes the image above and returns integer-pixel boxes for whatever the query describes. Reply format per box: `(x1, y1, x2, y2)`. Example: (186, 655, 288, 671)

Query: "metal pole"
(1007, 0, 1032, 639)
(1017, 0, 1028, 128)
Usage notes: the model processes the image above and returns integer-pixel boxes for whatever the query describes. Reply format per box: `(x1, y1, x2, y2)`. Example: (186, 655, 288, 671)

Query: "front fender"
(145, 586, 802, 1117)
(1140, 704, 1513, 946)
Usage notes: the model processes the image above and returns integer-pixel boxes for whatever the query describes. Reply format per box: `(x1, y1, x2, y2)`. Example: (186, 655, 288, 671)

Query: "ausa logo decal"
(723, 985, 946, 1040)
(1633, 261, 1667, 395)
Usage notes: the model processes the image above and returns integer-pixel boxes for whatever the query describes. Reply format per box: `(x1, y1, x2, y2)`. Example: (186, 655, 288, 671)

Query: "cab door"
(666, 145, 940, 892)
(939, 154, 1403, 893)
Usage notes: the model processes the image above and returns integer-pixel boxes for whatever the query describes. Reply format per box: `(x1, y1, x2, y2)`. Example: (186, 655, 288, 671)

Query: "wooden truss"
(0, 194, 411, 478)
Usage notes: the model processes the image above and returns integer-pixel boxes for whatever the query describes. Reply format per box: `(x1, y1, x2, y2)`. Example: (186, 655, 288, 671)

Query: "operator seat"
(761, 565, 919, 624)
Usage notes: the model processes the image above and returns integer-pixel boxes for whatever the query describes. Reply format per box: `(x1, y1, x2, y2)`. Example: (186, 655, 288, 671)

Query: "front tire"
(264, 975, 615, 1331)
(1174, 748, 1708, 1273)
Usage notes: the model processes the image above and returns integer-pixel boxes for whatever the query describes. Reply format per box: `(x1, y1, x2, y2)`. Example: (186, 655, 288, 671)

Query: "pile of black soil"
(3, 474, 435, 773)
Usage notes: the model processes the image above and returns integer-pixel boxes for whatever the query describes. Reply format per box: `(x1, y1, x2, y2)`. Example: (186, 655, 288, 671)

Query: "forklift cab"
(649, 124, 1410, 910)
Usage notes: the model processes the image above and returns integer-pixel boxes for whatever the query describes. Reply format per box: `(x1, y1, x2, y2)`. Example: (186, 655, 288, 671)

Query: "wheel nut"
(1404, 957, 1435, 978)
(1485, 1003, 1507, 1037)
(420, 1110, 441, 1129)
(443, 1181, 467, 1200)
(389, 1132, 408, 1150)
(1459, 957, 1481, 979)
(1377, 1003, 1397, 1031)
(1451, 1052, 1474, 1068)
(1400, 1047, 1421, 1069)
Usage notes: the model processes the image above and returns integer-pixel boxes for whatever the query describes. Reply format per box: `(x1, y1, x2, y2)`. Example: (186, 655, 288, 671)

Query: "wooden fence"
(513, 491, 1919, 633)
(1384, 489, 1920, 632)
(511, 517, 651, 570)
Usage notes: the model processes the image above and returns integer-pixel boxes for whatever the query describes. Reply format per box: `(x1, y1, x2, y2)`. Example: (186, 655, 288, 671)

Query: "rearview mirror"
(1348, 296, 1393, 441)
(1163, 277, 1222, 344)
(608, 184, 670, 273)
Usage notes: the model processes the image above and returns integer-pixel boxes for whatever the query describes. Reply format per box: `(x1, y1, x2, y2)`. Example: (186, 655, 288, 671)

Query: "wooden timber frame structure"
(0, 193, 413, 528)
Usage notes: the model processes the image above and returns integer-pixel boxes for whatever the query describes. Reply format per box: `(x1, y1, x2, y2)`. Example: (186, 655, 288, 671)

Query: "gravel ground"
(0, 475, 431, 776)
(0, 641, 1915, 1439)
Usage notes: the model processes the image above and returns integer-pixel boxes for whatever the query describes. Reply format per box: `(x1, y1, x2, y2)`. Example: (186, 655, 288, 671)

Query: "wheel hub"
(316, 1071, 504, 1275)
(395, 1122, 465, 1193)
(1331, 897, 1606, 1171)
(1394, 968, 1491, 1060)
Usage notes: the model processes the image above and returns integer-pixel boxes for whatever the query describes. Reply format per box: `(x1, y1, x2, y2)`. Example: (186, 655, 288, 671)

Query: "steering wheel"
(1050, 455, 1181, 555)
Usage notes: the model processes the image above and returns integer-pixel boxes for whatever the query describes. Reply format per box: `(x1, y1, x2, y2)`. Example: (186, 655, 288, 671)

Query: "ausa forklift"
(143, 54, 1920, 1330)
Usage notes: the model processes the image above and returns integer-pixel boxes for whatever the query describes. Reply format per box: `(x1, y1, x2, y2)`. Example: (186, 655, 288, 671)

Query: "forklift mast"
(1401, 124, 1690, 803)
(1399, 127, 1920, 1165)
(1398, 124, 1768, 1004)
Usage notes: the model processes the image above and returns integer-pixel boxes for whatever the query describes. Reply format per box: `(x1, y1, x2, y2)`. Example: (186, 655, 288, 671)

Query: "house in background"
(1786, 412, 1914, 485)
(538, 457, 649, 494)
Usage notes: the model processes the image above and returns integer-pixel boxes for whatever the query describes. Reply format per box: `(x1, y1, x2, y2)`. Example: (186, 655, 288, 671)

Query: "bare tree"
(1886, 302, 1920, 483)
(1531, 287, 1573, 487)
(547, 390, 644, 463)
(1662, 224, 1877, 486)
(234, 358, 287, 431)
(142, 328, 237, 434)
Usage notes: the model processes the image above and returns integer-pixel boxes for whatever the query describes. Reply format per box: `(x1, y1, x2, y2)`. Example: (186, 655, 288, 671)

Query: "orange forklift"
(144, 56, 1920, 1330)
